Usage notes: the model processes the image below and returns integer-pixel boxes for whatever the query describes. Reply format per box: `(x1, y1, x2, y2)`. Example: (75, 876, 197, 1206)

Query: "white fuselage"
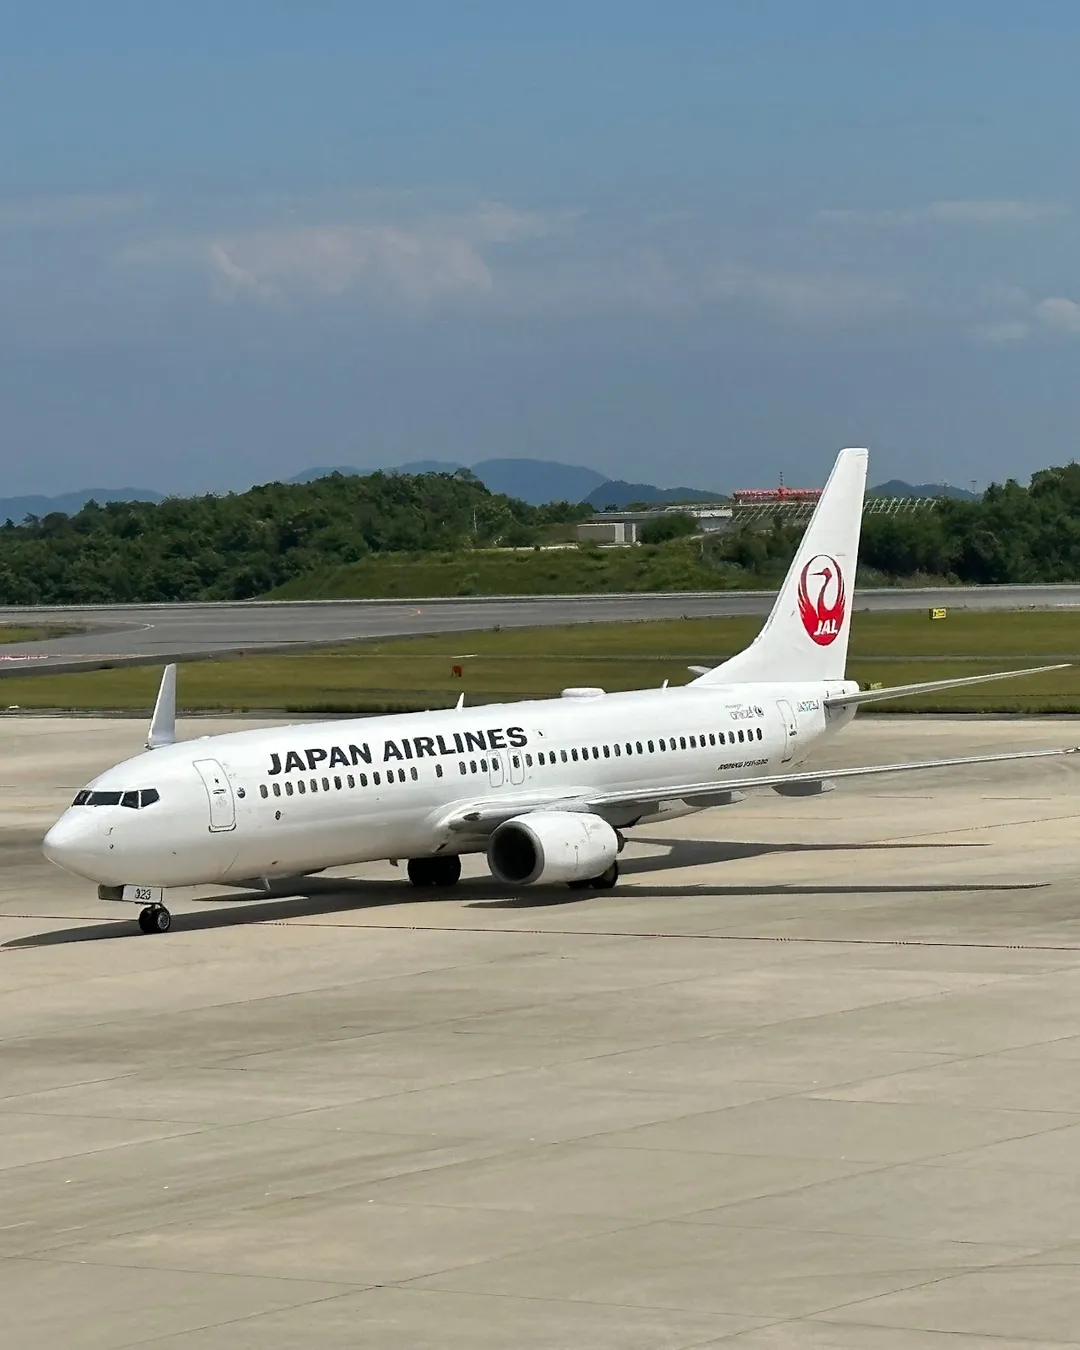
(43, 679, 857, 889)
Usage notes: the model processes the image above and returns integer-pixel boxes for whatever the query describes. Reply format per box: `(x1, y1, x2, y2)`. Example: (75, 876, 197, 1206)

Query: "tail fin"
(694, 447, 868, 685)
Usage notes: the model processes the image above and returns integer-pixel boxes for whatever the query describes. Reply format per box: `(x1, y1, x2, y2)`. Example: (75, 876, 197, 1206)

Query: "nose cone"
(43, 811, 109, 881)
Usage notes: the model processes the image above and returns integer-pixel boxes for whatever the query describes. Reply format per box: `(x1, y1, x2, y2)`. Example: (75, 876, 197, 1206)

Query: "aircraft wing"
(440, 744, 1079, 835)
(824, 663, 1070, 709)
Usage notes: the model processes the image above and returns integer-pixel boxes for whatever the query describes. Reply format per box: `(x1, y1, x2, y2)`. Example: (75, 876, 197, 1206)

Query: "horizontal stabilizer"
(826, 663, 1070, 709)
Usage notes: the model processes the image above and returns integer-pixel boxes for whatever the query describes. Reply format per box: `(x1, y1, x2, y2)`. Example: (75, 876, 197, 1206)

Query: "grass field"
(0, 625, 72, 645)
(1, 611, 1079, 715)
(267, 539, 736, 599)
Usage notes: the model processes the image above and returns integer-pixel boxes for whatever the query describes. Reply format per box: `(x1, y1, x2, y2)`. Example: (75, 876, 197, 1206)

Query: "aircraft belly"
(223, 806, 441, 879)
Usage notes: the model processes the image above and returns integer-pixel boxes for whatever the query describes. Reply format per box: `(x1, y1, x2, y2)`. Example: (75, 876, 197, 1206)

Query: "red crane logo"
(797, 554, 845, 645)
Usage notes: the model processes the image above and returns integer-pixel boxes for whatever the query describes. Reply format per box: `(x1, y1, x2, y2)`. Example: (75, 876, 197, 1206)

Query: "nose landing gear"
(137, 905, 172, 934)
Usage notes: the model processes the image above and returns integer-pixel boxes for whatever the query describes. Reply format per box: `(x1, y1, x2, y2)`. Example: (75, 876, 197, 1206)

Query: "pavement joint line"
(8, 916, 1080, 953)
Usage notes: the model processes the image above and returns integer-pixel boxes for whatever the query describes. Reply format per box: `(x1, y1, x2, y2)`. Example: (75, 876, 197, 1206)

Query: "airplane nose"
(43, 812, 109, 880)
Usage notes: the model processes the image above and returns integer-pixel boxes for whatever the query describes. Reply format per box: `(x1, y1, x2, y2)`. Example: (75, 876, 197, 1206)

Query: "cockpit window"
(71, 788, 161, 808)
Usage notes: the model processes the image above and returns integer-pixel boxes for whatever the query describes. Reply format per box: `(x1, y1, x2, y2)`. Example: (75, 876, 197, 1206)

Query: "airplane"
(43, 447, 1075, 934)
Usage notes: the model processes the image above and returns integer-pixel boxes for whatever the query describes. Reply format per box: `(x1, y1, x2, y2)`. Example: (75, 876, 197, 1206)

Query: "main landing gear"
(567, 861, 619, 891)
(407, 855, 463, 888)
(137, 904, 172, 934)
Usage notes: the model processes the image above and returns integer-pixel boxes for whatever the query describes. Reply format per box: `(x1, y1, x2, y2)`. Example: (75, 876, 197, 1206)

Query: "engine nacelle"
(487, 811, 619, 886)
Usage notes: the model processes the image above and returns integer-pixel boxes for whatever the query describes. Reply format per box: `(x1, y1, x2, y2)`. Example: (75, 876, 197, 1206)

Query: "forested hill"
(0, 470, 588, 604)
(710, 464, 1080, 586)
(2, 462, 1079, 605)
(857, 464, 1080, 583)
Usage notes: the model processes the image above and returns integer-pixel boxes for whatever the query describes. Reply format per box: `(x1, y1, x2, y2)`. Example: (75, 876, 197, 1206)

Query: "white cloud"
(122, 200, 572, 309)
(708, 265, 905, 321)
(204, 225, 494, 303)
(1034, 296, 1080, 334)
(0, 194, 149, 231)
(820, 199, 1065, 229)
(969, 319, 1031, 345)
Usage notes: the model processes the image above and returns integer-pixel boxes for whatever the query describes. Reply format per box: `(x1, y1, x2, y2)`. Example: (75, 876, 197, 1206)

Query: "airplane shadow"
(5, 836, 1012, 947)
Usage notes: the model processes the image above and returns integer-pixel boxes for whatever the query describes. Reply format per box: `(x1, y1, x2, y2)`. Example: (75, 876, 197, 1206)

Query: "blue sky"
(2, 1, 1079, 495)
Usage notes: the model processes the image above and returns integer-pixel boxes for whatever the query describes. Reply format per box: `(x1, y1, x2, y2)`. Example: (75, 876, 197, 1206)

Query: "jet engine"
(487, 811, 619, 886)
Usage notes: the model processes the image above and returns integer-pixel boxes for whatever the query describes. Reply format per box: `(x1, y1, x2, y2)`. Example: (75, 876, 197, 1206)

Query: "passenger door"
(775, 700, 798, 763)
(193, 758, 237, 832)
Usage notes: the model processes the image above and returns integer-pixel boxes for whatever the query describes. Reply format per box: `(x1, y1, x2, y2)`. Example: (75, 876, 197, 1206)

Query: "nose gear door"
(193, 759, 236, 832)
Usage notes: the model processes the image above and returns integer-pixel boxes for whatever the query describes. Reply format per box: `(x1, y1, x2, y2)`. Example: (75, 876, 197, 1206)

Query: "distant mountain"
(585, 479, 727, 509)
(392, 459, 465, 476)
(470, 458, 607, 503)
(0, 487, 163, 523)
(870, 479, 978, 501)
(292, 457, 721, 506)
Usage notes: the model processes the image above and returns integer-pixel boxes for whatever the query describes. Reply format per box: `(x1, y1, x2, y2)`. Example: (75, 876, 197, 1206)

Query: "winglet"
(147, 664, 177, 749)
(455, 692, 465, 709)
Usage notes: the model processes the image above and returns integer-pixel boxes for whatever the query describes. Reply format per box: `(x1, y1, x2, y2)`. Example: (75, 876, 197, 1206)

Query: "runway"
(3, 716, 1080, 1346)
(2, 582, 1080, 677)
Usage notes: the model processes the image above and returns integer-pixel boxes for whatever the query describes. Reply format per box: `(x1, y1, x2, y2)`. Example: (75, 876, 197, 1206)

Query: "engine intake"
(487, 811, 619, 886)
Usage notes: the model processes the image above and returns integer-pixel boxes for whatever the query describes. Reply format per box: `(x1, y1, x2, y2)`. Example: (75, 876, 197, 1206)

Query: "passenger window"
(285, 781, 294, 796)
(470, 760, 477, 774)
(272, 782, 281, 797)
(571, 749, 579, 761)
(459, 761, 467, 775)
(480, 759, 488, 772)
(738, 729, 745, 743)
(410, 767, 418, 781)
(679, 736, 687, 750)
(757, 727, 763, 740)
(436, 763, 444, 778)
(613, 744, 620, 757)
(524, 754, 532, 767)
(334, 775, 341, 790)
(636, 741, 643, 754)
(259, 784, 268, 799)
(298, 780, 307, 793)
(322, 777, 330, 791)
(311, 779, 319, 792)
(561, 750, 568, 762)
(689, 736, 696, 749)
(357, 774, 365, 787)
(592, 747, 599, 759)
(512, 755, 520, 768)
(647, 740, 655, 752)
(709, 733, 715, 746)
(659, 739, 666, 751)
(374, 771, 381, 786)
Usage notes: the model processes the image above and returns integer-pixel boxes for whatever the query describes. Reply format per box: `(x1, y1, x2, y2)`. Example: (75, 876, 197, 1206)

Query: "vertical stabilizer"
(694, 447, 868, 684)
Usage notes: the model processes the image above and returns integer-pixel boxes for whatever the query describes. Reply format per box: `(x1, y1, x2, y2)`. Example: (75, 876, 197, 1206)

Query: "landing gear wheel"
(591, 861, 619, 890)
(138, 905, 171, 934)
(407, 855, 462, 887)
(566, 877, 592, 890)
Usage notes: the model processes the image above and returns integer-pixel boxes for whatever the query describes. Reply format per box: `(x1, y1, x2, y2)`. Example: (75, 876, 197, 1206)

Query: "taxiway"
(3, 583, 1080, 676)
